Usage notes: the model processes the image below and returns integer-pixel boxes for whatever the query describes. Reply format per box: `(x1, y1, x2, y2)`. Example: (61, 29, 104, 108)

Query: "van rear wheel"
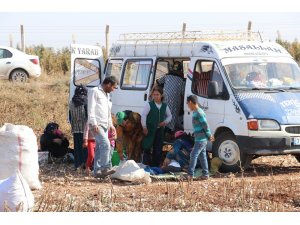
(294, 155, 300, 163)
(212, 132, 252, 173)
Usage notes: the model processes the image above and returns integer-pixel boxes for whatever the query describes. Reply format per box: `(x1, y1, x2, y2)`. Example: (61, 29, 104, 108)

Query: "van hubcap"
(218, 140, 240, 165)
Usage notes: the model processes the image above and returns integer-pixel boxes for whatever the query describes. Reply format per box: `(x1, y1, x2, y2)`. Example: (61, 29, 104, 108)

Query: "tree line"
(23, 39, 300, 75)
(25, 45, 70, 75)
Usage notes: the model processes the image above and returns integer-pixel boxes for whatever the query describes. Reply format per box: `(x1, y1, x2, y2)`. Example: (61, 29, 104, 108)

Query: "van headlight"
(247, 119, 280, 131)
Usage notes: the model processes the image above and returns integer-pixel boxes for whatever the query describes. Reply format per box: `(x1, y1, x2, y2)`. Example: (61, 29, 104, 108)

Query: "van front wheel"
(212, 132, 252, 173)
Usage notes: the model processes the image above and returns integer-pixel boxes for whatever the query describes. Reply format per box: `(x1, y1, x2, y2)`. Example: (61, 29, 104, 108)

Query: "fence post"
(20, 25, 25, 52)
(105, 25, 110, 59)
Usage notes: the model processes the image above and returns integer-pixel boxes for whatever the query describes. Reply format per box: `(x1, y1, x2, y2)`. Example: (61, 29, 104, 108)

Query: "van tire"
(212, 131, 252, 173)
(294, 155, 300, 163)
(9, 69, 28, 83)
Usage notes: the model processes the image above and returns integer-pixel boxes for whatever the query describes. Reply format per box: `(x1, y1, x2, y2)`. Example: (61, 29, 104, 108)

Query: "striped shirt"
(192, 107, 211, 142)
(69, 101, 87, 133)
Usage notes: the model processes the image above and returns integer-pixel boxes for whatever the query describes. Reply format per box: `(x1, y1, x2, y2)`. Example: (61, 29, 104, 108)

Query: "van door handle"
(144, 93, 147, 101)
(6, 62, 11, 64)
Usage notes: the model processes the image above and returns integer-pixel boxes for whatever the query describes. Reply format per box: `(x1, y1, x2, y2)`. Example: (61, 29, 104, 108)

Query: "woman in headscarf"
(69, 85, 88, 170)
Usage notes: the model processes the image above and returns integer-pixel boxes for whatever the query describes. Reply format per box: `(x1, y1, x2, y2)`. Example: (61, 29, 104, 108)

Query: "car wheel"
(10, 69, 28, 83)
(212, 131, 252, 173)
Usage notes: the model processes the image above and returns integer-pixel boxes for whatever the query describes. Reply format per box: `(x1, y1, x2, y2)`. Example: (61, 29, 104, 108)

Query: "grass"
(0, 73, 72, 144)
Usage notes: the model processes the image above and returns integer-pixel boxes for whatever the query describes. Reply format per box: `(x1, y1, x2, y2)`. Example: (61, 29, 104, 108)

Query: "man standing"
(88, 76, 118, 178)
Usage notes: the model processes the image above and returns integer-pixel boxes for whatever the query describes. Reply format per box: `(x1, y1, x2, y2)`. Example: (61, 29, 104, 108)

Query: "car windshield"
(223, 57, 300, 90)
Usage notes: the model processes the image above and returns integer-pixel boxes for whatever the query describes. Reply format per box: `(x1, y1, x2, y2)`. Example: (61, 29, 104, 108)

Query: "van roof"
(109, 31, 292, 59)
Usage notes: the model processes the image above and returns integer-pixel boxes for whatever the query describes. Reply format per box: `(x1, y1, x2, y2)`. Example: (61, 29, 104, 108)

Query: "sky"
(0, 12, 299, 50)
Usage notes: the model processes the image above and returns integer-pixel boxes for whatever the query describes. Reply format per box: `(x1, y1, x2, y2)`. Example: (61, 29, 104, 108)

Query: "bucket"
(111, 150, 120, 166)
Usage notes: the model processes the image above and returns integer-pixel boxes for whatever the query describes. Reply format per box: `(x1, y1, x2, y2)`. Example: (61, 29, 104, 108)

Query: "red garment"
(86, 139, 96, 169)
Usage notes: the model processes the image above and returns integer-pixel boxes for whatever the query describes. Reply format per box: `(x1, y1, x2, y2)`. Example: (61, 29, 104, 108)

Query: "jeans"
(93, 126, 113, 173)
(73, 133, 87, 168)
(188, 141, 209, 177)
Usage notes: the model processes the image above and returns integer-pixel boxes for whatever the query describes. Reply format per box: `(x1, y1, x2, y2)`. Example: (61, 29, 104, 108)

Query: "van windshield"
(222, 57, 300, 90)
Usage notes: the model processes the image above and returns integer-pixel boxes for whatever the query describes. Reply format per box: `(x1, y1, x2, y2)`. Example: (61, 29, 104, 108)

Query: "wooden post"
(105, 25, 110, 59)
(9, 34, 13, 47)
(247, 21, 252, 41)
(20, 25, 25, 52)
(277, 30, 282, 41)
(182, 23, 186, 37)
(72, 34, 76, 44)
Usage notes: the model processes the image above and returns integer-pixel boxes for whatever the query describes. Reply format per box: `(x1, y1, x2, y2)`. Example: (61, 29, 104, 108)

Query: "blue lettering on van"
(223, 45, 282, 54)
(234, 92, 300, 124)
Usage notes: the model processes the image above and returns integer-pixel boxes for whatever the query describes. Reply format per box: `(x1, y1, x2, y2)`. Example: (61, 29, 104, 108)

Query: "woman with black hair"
(69, 85, 88, 170)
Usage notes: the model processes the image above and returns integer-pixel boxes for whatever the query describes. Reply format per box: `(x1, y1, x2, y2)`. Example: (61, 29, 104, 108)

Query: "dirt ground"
(33, 154, 300, 212)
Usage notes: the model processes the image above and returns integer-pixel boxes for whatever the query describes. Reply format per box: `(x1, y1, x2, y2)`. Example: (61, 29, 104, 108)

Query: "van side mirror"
(208, 81, 219, 98)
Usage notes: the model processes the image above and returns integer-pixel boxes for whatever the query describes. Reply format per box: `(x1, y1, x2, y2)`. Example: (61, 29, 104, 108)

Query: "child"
(186, 95, 214, 180)
(108, 114, 117, 167)
(83, 122, 95, 175)
(141, 86, 172, 167)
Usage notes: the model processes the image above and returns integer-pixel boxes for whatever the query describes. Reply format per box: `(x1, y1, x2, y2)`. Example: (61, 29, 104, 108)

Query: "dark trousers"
(143, 128, 163, 167)
(73, 133, 87, 168)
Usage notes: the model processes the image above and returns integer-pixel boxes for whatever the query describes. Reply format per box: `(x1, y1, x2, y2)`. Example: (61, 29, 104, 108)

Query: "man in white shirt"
(88, 76, 118, 178)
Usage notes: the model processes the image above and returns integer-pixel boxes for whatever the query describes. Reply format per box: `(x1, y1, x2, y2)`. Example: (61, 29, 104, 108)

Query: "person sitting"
(40, 122, 71, 162)
(246, 70, 267, 88)
(230, 70, 247, 87)
(162, 130, 202, 173)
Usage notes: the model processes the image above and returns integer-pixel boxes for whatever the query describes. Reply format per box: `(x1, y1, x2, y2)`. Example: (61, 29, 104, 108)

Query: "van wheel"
(294, 155, 300, 163)
(212, 132, 252, 173)
(10, 69, 28, 82)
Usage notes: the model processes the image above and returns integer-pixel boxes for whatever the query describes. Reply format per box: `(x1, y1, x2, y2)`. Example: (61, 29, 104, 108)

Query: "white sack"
(0, 123, 41, 189)
(0, 171, 34, 212)
(111, 160, 151, 184)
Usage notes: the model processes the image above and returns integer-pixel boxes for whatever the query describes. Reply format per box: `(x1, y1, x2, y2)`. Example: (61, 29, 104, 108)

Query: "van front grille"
(285, 126, 300, 134)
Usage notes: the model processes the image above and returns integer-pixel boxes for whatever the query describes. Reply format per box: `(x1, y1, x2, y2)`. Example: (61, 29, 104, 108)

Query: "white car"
(0, 46, 41, 82)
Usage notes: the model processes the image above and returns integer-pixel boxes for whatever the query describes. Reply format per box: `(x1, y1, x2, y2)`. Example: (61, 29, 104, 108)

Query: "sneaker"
(199, 176, 209, 180)
(94, 168, 115, 178)
(101, 168, 116, 176)
(181, 173, 193, 182)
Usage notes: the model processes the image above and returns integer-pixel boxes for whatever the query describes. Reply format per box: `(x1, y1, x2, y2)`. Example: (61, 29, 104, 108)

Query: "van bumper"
(236, 136, 300, 155)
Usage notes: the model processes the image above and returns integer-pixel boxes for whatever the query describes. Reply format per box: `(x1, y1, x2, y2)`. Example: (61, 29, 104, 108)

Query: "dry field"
(1, 75, 300, 212)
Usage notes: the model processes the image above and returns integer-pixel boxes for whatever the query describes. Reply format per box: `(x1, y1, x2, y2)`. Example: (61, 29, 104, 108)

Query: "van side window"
(155, 61, 169, 81)
(192, 60, 225, 98)
(106, 60, 123, 82)
(122, 60, 152, 89)
(211, 63, 224, 95)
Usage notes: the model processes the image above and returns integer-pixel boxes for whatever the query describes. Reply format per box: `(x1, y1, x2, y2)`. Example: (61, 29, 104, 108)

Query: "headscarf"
(72, 85, 88, 107)
(116, 111, 126, 125)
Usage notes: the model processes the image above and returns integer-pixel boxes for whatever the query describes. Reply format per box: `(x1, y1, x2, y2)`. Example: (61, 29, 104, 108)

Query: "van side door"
(69, 44, 104, 103)
(109, 58, 154, 114)
(185, 59, 228, 135)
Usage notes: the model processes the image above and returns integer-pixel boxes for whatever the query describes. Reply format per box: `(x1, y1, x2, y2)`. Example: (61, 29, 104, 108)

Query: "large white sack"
(0, 123, 41, 190)
(111, 160, 151, 184)
(0, 170, 34, 212)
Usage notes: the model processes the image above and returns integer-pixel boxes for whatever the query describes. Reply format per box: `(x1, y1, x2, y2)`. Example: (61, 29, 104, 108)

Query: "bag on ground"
(111, 160, 151, 183)
(0, 170, 34, 212)
(0, 123, 41, 190)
